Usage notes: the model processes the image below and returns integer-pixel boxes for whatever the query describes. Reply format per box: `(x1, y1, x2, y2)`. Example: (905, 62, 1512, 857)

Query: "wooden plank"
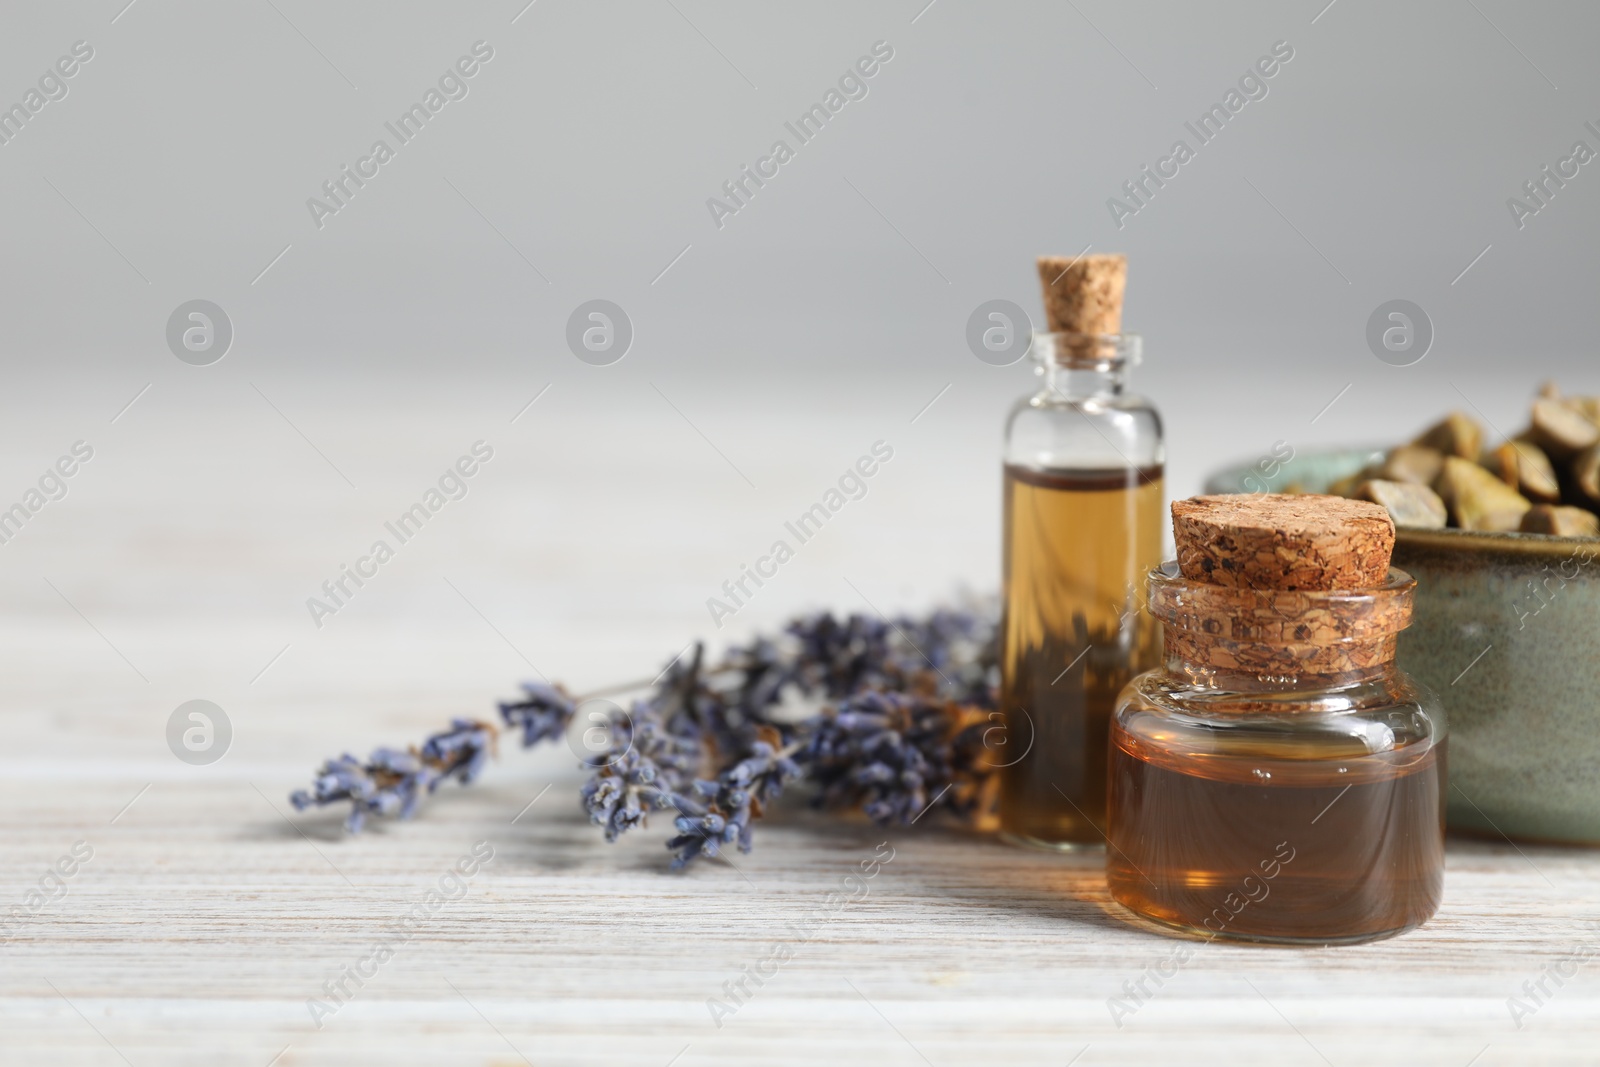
(3, 759, 1597, 1065)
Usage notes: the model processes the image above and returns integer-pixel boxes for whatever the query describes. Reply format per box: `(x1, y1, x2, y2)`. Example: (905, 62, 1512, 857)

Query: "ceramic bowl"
(1205, 449, 1600, 845)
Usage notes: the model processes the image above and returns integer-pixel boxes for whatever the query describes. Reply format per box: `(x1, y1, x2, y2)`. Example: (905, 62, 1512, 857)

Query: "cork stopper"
(1172, 494, 1396, 591)
(1036, 254, 1127, 335)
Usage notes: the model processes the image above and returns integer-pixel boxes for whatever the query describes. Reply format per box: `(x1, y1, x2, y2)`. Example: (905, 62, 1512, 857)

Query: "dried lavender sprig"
(289, 605, 999, 866)
(581, 608, 996, 865)
(498, 681, 578, 747)
(289, 718, 497, 832)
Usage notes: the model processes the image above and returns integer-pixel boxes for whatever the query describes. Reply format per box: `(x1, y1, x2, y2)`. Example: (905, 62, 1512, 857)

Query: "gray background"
(1, 0, 1597, 696)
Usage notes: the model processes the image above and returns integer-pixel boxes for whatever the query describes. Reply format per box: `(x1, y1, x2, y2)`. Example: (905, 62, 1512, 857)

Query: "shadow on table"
(722, 802, 1143, 935)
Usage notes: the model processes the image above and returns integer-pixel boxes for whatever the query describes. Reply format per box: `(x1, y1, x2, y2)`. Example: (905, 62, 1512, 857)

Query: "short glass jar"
(998, 332, 1164, 850)
(1106, 562, 1446, 944)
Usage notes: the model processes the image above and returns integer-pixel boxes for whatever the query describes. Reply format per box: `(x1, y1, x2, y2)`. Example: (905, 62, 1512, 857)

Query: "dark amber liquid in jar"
(998, 463, 1164, 848)
(1107, 725, 1445, 943)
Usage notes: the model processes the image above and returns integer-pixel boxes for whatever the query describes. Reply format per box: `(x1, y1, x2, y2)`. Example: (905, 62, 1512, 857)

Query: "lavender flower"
(664, 740, 802, 868)
(798, 691, 990, 827)
(290, 754, 379, 833)
(289, 719, 495, 832)
(786, 612, 894, 698)
(579, 719, 703, 841)
(498, 681, 577, 747)
(420, 719, 496, 785)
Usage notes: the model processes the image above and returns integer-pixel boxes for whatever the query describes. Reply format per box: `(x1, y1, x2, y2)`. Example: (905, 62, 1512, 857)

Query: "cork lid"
(1172, 494, 1396, 591)
(1036, 254, 1126, 336)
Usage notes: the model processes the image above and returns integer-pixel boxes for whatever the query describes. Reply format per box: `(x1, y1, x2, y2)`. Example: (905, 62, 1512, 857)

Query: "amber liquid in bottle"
(998, 463, 1164, 848)
(1107, 730, 1446, 943)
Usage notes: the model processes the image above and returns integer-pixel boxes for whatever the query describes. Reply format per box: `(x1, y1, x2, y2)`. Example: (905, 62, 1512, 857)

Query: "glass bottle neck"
(1030, 333, 1139, 403)
(1041, 360, 1128, 401)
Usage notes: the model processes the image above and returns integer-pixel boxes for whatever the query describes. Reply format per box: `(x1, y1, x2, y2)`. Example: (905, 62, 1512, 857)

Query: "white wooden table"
(2, 382, 1595, 1066)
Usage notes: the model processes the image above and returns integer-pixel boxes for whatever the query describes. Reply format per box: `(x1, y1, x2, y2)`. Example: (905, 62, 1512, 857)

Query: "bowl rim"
(1393, 525, 1600, 558)
(1205, 447, 1600, 557)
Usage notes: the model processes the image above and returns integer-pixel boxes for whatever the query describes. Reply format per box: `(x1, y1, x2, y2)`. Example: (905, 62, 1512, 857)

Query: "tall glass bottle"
(996, 332, 1164, 849)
